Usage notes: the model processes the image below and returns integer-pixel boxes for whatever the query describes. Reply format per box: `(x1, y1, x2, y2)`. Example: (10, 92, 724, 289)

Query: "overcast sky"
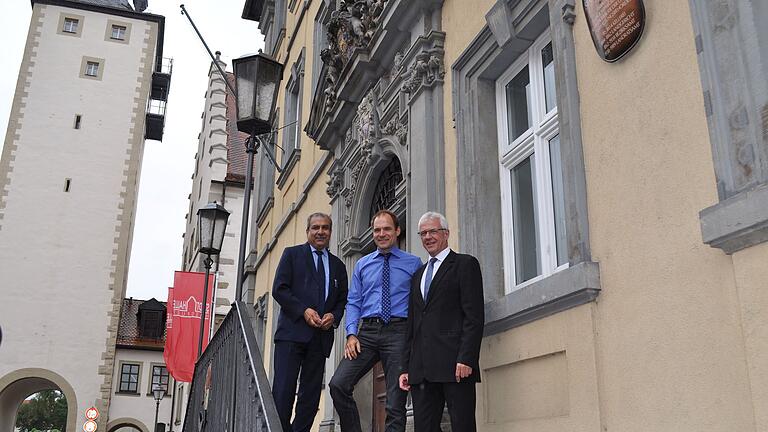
(0, 0, 264, 300)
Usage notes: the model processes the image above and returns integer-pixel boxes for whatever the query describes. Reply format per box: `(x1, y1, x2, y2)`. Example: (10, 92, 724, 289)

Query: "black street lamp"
(152, 383, 165, 432)
(196, 202, 230, 357)
(231, 53, 283, 303)
(233, 53, 283, 136)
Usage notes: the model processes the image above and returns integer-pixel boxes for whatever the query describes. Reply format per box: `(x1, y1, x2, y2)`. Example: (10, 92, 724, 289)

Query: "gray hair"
(418, 211, 448, 230)
(306, 212, 332, 230)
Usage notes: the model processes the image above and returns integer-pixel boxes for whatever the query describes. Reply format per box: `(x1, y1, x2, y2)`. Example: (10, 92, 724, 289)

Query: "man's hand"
(320, 313, 335, 330)
(344, 335, 361, 360)
(304, 308, 322, 328)
(455, 363, 472, 382)
(398, 373, 410, 391)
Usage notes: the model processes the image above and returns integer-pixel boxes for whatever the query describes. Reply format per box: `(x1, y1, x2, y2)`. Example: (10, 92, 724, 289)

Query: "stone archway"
(0, 368, 78, 432)
(107, 417, 150, 432)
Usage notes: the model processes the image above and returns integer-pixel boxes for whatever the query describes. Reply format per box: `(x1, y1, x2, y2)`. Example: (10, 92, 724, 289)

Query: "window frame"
(80, 57, 105, 81)
(63, 18, 78, 33)
(111, 25, 126, 40)
(689, 1, 768, 254)
(57, 13, 84, 38)
(105, 19, 132, 44)
(277, 54, 305, 189)
(117, 361, 142, 394)
(85, 62, 99, 77)
(496, 32, 567, 293)
(452, 0, 600, 336)
(147, 363, 170, 397)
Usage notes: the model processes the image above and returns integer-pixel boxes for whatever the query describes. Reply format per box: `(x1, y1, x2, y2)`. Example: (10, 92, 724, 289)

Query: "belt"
(361, 316, 407, 324)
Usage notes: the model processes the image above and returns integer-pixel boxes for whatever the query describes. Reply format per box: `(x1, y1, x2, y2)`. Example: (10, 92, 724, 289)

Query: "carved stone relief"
(326, 166, 344, 197)
(382, 115, 407, 145)
(402, 51, 445, 95)
(321, 0, 391, 113)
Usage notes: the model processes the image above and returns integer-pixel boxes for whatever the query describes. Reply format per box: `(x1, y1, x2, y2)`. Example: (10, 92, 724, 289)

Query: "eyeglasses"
(417, 228, 447, 238)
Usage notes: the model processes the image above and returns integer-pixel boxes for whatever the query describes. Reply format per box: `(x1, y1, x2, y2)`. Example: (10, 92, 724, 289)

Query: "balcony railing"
(182, 301, 280, 432)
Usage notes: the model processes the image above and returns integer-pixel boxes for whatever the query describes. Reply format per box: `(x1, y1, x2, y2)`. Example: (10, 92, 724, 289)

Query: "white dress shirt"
(420, 247, 451, 299)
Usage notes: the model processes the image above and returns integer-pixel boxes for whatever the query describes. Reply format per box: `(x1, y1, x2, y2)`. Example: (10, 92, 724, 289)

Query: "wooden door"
(372, 362, 387, 432)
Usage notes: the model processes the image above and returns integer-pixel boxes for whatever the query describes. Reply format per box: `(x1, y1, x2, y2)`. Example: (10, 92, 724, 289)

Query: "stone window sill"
(699, 181, 768, 254)
(484, 261, 601, 336)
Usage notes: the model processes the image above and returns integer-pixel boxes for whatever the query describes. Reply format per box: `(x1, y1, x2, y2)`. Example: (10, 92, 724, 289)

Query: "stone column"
(403, 31, 447, 255)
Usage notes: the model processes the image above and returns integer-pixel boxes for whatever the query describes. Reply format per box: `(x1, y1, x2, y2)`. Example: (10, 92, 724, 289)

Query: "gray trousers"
(329, 319, 408, 432)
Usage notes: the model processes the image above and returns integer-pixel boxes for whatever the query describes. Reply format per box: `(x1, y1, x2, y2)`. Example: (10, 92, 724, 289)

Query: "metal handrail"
(181, 301, 280, 432)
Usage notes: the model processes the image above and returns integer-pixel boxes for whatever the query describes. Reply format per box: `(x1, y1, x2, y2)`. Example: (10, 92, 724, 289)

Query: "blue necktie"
(424, 257, 437, 301)
(381, 253, 391, 323)
(315, 250, 325, 311)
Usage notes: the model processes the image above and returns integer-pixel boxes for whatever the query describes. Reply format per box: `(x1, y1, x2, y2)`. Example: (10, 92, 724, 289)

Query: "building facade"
(237, 0, 768, 431)
(109, 298, 174, 432)
(180, 54, 252, 324)
(0, 1, 168, 431)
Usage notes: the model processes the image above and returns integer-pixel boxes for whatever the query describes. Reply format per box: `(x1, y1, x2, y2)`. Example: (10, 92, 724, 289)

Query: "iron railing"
(182, 301, 280, 432)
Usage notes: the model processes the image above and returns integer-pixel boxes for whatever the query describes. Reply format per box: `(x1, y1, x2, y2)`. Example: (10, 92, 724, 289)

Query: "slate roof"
(70, 0, 134, 11)
(116, 297, 167, 350)
(225, 72, 256, 184)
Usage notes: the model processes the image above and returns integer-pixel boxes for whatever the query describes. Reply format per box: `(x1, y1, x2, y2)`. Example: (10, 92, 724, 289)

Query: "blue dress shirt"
(345, 247, 422, 336)
(310, 245, 330, 300)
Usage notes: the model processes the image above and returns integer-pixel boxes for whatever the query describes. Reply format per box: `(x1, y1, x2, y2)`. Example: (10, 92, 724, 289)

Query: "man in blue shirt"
(329, 210, 422, 432)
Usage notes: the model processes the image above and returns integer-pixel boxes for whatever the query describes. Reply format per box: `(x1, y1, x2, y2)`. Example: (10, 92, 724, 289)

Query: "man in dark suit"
(272, 212, 348, 432)
(399, 211, 484, 432)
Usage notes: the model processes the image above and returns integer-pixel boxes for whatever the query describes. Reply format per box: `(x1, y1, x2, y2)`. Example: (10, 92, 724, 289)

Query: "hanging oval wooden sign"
(583, 0, 646, 62)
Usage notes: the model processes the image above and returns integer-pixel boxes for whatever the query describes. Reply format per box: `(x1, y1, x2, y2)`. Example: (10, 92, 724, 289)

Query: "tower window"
(63, 18, 78, 33)
(64, 178, 72, 192)
(111, 25, 126, 40)
(74, 114, 82, 129)
(85, 62, 99, 77)
(80, 57, 105, 80)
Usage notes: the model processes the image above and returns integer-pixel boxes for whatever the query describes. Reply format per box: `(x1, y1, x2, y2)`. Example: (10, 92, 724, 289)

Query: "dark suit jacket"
(403, 250, 484, 384)
(272, 243, 348, 357)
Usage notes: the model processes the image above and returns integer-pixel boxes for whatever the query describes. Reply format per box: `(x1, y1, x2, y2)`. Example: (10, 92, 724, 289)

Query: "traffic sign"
(83, 420, 97, 432)
(85, 407, 99, 420)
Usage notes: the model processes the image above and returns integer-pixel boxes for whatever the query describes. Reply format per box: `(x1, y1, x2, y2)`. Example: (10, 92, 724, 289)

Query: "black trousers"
(272, 333, 326, 432)
(329, 320, 408, 432)
(411, 380, 476, 432)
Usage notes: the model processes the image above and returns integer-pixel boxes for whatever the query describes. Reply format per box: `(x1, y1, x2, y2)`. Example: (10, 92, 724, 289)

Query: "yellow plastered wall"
(440, 0, 763, 430)
(254, 1, 335, 430)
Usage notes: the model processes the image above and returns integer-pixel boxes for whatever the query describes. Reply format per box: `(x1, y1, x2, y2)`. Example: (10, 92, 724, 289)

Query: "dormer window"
(138, 310, 163, 338)
(137, 299, 166, 339)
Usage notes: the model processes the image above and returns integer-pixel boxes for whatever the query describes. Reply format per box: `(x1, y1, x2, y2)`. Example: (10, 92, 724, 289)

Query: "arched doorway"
(107, 417, 150, 432)
(337, 153, 407, 432)
(0, 369, 77, 432)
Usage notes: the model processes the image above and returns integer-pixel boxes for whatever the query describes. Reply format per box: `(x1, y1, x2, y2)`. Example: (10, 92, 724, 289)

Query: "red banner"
(164, 271, 215, 382)
(163, 287, 176, 380)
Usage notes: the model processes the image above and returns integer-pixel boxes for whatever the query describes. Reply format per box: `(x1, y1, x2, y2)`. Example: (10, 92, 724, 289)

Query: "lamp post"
(196, 202, 230, 358)
(152, 383, 165, 432)
(231, 52, 283, 303)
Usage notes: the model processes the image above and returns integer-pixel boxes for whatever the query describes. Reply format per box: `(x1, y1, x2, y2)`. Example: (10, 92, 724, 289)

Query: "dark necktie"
(315, 250, 325, 311)
(381, 253, 391, 323)
(424, 257, 437, 301)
